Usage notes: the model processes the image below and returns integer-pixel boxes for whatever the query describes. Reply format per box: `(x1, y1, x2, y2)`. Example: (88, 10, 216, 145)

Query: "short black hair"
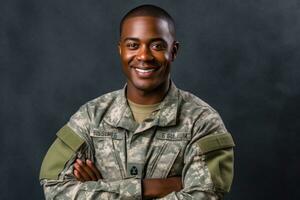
(120, 4, 176, 38)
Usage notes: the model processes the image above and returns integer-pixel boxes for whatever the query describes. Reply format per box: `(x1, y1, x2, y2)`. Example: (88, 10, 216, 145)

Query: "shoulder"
(178, 88, 218, 118)
(177, 88, 226, 136)
(80, 88, 123, 114)
(85, 89, 121, 108)
(68, 89, 122, 129)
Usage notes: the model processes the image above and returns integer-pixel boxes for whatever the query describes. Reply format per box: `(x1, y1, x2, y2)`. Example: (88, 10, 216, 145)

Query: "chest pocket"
(146, 132, 190, 178)
(90, 129, 125, 180)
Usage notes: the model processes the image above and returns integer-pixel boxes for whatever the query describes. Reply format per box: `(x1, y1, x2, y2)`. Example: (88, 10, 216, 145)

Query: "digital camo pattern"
(41, 82, 233, 199)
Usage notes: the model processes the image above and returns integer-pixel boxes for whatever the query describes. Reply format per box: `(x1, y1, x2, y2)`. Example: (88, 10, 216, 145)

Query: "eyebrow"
(123, 37, 166, 43)
(123, 37, 139, 42)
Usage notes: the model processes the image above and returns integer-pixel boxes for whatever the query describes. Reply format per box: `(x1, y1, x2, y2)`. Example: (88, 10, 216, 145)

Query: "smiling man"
(40, 5, 235, 199)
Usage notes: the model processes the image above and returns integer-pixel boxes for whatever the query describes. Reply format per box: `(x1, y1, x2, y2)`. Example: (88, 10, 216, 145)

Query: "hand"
(143, 177, 182, 199)
(73, 159, 102, 182)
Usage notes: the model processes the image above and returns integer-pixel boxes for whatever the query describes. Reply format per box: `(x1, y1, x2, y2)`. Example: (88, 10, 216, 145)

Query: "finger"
(76, 159, 97, 181)
(74, 163, 88, 181)
(74, 169, 84, 182)
(86, 159, 102, 179)
(74, 162, 92, 181)
(86, 160, 102, 179)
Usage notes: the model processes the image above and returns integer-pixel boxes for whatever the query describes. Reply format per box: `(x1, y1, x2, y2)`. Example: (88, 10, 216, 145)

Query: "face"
(119, 16, 178, 94)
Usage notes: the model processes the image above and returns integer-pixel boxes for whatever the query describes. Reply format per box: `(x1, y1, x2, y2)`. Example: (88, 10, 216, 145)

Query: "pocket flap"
(197, 133, 235, 154)
(56, 125, 84, 151)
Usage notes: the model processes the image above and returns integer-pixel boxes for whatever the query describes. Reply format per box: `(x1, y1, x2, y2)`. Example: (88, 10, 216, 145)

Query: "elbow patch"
(197, 133, 235, 193)
(39, 125, 84, 180)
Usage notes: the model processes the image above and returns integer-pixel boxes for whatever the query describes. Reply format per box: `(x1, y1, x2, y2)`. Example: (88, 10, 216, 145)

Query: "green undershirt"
(127, 99, 161, 123)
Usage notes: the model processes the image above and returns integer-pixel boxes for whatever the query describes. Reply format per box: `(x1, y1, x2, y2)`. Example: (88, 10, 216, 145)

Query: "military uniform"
(40, 82, 235, 199)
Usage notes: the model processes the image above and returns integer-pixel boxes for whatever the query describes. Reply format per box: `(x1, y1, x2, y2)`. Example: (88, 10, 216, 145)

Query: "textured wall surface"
(1, 0, 299, 199)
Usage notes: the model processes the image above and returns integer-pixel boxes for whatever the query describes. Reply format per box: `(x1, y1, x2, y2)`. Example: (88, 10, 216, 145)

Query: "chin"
(131, 79, 159, 92)
(135, 82, 156, 92)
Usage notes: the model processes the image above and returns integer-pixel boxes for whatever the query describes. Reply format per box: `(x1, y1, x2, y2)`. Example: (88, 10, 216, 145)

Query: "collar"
(103, 81, 181, 133)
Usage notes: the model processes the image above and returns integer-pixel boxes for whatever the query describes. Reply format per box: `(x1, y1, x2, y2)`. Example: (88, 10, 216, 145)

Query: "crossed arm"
(41, 110, 234, 199)
(73, 159, 183, 199)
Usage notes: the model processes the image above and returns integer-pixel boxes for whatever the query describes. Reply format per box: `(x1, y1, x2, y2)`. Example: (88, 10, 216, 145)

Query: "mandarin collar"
(103, 81, 181, 132)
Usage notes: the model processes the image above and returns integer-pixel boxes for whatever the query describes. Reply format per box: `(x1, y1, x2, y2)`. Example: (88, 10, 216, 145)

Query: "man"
(40, 4, 235, 199)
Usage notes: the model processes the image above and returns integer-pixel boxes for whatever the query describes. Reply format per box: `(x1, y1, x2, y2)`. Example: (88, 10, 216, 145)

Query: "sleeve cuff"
(119, 178, 142, 199)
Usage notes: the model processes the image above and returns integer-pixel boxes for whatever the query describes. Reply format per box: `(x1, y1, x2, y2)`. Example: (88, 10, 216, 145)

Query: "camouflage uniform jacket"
(40, 82, 235, 199)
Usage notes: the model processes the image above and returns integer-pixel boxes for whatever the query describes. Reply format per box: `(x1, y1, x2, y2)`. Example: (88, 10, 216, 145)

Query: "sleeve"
(39, 105, 142, 200)
(155, 110, 235, 200)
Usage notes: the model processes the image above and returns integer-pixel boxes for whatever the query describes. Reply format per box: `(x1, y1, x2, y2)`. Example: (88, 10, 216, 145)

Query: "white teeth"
(135, 68, 155, 73)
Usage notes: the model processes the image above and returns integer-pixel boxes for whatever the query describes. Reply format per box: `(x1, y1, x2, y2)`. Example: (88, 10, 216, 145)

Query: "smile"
(134, 68, 156, 73)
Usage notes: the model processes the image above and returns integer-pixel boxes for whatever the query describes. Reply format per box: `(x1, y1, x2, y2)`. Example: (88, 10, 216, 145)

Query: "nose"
(136, 45, 154, 61)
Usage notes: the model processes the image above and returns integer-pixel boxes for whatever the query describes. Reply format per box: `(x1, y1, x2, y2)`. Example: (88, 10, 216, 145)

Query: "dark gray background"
(1, 0, 299, 199)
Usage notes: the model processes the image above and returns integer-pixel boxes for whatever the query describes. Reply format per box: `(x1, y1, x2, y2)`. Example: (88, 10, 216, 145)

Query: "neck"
(126, 80, 170, 105)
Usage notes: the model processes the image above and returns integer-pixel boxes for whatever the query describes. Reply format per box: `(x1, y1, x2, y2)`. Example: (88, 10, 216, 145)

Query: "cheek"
(123, 54, 135, 64)
(161, 53, 172, 66)
(120, 48, 134, 63)
(153, 51, 171, 63)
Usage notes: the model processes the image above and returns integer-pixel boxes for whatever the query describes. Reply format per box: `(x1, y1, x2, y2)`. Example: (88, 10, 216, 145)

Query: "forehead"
(121, 16, 173, 41)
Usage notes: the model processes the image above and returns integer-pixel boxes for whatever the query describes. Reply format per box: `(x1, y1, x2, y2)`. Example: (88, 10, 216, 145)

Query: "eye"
(151, 42, 166, 51)
(126, 42, 139, 50)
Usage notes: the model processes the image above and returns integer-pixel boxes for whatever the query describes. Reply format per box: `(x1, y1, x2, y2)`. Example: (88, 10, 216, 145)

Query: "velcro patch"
(197, 133, 235, 154)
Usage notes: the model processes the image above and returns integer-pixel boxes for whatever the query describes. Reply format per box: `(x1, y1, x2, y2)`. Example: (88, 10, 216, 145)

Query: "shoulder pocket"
(39, 125, 84, 180)
(197, 133, 235, 193)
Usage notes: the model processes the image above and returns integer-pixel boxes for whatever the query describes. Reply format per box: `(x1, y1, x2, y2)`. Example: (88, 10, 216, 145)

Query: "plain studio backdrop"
(1, 0, 299, 199)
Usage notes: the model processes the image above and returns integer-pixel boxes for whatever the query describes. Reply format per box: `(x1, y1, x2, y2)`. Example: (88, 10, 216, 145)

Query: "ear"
(171, 41, 179, 61)
(118, 42, 122, 56)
